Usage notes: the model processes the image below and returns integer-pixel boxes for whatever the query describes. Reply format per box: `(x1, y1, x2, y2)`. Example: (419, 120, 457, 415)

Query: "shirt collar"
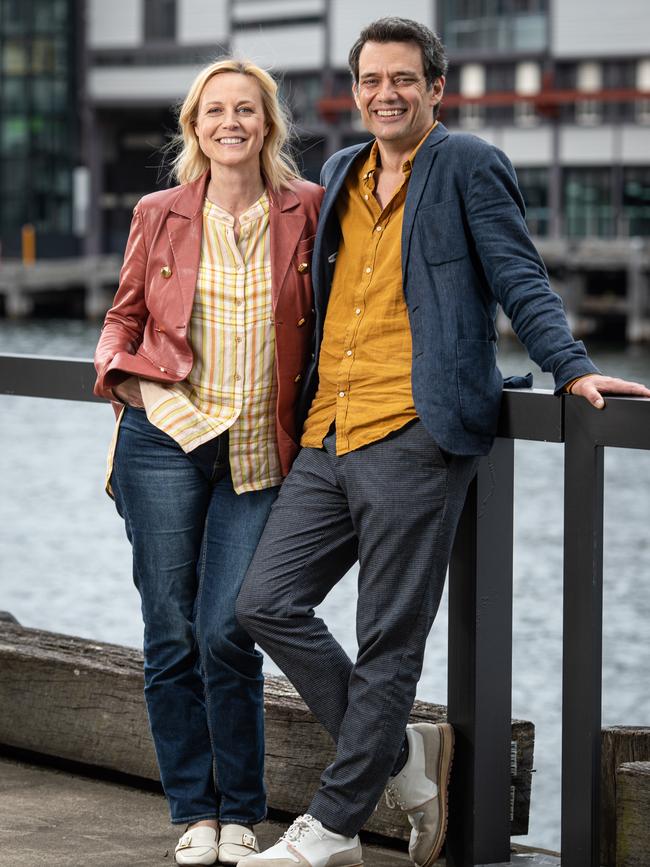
(362, 120, 438, 182)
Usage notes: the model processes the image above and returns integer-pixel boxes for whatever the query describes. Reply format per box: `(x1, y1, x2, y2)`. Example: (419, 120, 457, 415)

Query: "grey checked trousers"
(236, 420, 478, 837)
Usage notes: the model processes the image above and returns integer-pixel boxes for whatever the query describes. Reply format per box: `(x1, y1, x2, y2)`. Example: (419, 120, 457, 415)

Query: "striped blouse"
(139, 193, 282, 493)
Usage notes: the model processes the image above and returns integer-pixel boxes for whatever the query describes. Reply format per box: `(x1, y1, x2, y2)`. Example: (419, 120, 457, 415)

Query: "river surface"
(1, 319, 649, 852)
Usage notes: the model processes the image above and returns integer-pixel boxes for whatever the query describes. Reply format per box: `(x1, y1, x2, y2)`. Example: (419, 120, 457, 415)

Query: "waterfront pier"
(1, 354, 649, 866)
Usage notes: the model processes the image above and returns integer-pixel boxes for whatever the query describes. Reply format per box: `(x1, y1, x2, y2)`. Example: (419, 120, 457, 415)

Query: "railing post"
(561, 398, 605, 866)
(447, 437, 515, 866)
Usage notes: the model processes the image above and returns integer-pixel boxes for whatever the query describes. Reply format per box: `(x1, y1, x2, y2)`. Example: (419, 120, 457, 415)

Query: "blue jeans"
(111, 406, 279, 825)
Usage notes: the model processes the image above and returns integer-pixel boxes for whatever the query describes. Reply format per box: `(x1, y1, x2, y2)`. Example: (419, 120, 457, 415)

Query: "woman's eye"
(238, 107, 253, 113)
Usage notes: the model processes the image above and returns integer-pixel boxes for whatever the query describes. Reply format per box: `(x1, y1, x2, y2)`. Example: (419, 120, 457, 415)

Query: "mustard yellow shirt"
(302, 125, 436, 453)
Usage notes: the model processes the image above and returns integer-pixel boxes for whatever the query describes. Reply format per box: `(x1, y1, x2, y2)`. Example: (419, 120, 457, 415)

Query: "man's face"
(353, 40, 444, 151)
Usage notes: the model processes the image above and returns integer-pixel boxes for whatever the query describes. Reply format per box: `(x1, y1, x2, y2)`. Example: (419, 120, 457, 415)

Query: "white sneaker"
(385, 723, 454, 867)
(218, 823, 259, 864)
(236, 814, 363, 867)
(175, 825, 219, 865)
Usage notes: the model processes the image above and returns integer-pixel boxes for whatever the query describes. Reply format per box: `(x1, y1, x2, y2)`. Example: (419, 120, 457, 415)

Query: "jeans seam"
(194, 507, 222, 810)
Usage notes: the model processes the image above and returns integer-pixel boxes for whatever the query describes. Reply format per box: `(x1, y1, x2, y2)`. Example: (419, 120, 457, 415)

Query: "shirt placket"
(226, 217, 247, 408)
(334, 169, 393, 447)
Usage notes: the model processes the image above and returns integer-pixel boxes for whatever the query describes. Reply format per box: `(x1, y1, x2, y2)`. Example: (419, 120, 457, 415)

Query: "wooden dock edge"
(0, 620, 534, 842)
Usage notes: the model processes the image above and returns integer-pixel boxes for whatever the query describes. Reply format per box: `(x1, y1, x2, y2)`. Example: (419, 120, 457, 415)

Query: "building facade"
(0, 0, 83, 257)
(3, 2, 650, 280)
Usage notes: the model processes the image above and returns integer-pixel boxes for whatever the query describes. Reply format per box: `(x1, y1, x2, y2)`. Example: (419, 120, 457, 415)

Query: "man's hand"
(569, 374, 650, 409)
(112, 376, 144, 408)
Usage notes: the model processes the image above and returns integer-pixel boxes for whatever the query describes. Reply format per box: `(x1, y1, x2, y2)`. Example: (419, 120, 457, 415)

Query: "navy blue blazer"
(298, 123, 598, 456)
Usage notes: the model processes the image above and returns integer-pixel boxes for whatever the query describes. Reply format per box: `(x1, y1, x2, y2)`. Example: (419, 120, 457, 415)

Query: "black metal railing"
(1, 352, 649, 867)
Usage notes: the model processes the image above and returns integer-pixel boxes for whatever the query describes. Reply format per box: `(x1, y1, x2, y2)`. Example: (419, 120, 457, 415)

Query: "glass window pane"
(564, 169, 614, 238)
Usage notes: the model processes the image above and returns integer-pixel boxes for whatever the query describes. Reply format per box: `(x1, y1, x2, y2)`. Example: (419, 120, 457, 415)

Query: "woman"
(94, 59, 322, 866)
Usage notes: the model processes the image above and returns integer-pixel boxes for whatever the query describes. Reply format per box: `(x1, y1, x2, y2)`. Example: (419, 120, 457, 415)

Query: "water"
(1, 319, 649, 852)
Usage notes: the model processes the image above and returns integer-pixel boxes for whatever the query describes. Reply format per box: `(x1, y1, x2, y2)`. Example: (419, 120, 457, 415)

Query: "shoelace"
(279, 814, 325, 844)
(385, 783, 406, 810)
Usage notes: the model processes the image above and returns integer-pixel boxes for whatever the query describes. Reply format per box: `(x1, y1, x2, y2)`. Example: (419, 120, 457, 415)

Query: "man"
(236, 17, 650, 867)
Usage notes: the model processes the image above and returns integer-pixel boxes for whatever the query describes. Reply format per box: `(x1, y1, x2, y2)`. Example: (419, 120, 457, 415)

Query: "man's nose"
(376, 78, 398, 100)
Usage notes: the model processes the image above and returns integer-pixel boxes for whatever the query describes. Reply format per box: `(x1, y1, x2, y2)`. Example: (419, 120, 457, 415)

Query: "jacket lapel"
(313, 142, 371, 311)
(401, 124, 449, 282)
(166, 173, 209, 323)
(269, 187, 306, 311)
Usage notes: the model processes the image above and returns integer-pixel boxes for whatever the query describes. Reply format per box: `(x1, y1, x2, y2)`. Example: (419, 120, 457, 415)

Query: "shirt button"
(363, 194, 369, 200)
(346, 349, 352, 357)
(338, 391, 346, 398)
(365, 266, 372, 274)
(375, 225, 383, 232)
(355, 308, 361, 315)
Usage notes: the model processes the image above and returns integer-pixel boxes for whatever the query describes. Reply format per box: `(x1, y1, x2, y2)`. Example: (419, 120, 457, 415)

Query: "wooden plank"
(616, 762, 650, 867)
(0, 621, 533, 841)
(600, 727, 650, 865)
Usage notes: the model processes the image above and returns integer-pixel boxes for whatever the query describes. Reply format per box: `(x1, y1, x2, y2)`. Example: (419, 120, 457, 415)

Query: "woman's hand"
(112, 377, 144, 408)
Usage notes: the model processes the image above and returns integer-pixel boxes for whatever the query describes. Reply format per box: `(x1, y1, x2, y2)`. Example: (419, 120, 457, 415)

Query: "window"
(516, 167, 549, 235)
(459, 102, 484, 129)
(564, 169, 614, 238)
(575, 99, 602, 126)
(440, 0, 548, 53)
(144, 0, 176, 42)
(622, 168, 650, 237)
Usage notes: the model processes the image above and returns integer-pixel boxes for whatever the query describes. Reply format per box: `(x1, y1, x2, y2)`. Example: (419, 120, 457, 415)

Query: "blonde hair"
(171, 58, 300, 191)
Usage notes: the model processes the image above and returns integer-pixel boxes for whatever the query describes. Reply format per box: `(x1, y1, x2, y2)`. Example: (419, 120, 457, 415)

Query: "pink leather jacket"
(94, 172, 323, 476)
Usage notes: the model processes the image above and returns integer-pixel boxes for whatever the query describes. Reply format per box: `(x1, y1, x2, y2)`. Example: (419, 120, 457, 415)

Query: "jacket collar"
(169, 170, 302, 218)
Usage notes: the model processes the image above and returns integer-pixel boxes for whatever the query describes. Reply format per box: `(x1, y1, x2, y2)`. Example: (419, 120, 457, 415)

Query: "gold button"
(159, 366, 166, 372)
(297, 317, 306, 327)
(160, 265, 172, 278)
(294, 374, 302, 382)
(297, 262, 309, 273)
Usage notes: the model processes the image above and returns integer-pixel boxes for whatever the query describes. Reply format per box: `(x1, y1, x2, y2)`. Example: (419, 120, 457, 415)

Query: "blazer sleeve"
(464, 145, 599, 392)
(93, 203, 149, 399)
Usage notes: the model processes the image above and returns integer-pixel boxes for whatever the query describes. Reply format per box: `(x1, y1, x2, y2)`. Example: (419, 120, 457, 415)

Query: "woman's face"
(194, 72, 269, 174)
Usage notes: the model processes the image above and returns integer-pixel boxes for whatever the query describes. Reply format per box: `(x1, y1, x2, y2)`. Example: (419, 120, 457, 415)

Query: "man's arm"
(464, 144, 650, 407)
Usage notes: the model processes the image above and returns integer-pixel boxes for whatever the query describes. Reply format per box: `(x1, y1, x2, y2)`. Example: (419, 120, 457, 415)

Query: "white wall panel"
(330, 0, 433, 68)
(233, 0, 325, 22)
(178, 0, 229, 45)
(501, 127, 553, 166)
(90, 65, 204, 103)
(621, 125, 650, 163)
(559, 126, 616, 165)
(553, 0, 649, 57)
(88, 0, 141, 47)
(232, 25, 324, 71)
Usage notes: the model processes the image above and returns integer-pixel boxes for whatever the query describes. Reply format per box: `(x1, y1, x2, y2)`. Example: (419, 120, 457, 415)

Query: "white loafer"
(175, 826, 219, 865)
(218, 823, 259, 864)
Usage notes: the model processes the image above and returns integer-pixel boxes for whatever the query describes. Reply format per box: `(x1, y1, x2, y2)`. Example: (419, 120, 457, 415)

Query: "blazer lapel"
(313, 142, 371, 311)
(401, 124, 449, 281)
(269, 187, 305, 311)
(166, 173, 209, 323)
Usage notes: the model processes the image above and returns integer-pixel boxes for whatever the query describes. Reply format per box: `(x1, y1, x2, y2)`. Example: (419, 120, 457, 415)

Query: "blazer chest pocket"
(416, 200, 468, 265)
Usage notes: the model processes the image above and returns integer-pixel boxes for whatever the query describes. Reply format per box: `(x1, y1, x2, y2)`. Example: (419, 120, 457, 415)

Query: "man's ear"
(352, 82, 362, 111)
(430, 76, 445, 107)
